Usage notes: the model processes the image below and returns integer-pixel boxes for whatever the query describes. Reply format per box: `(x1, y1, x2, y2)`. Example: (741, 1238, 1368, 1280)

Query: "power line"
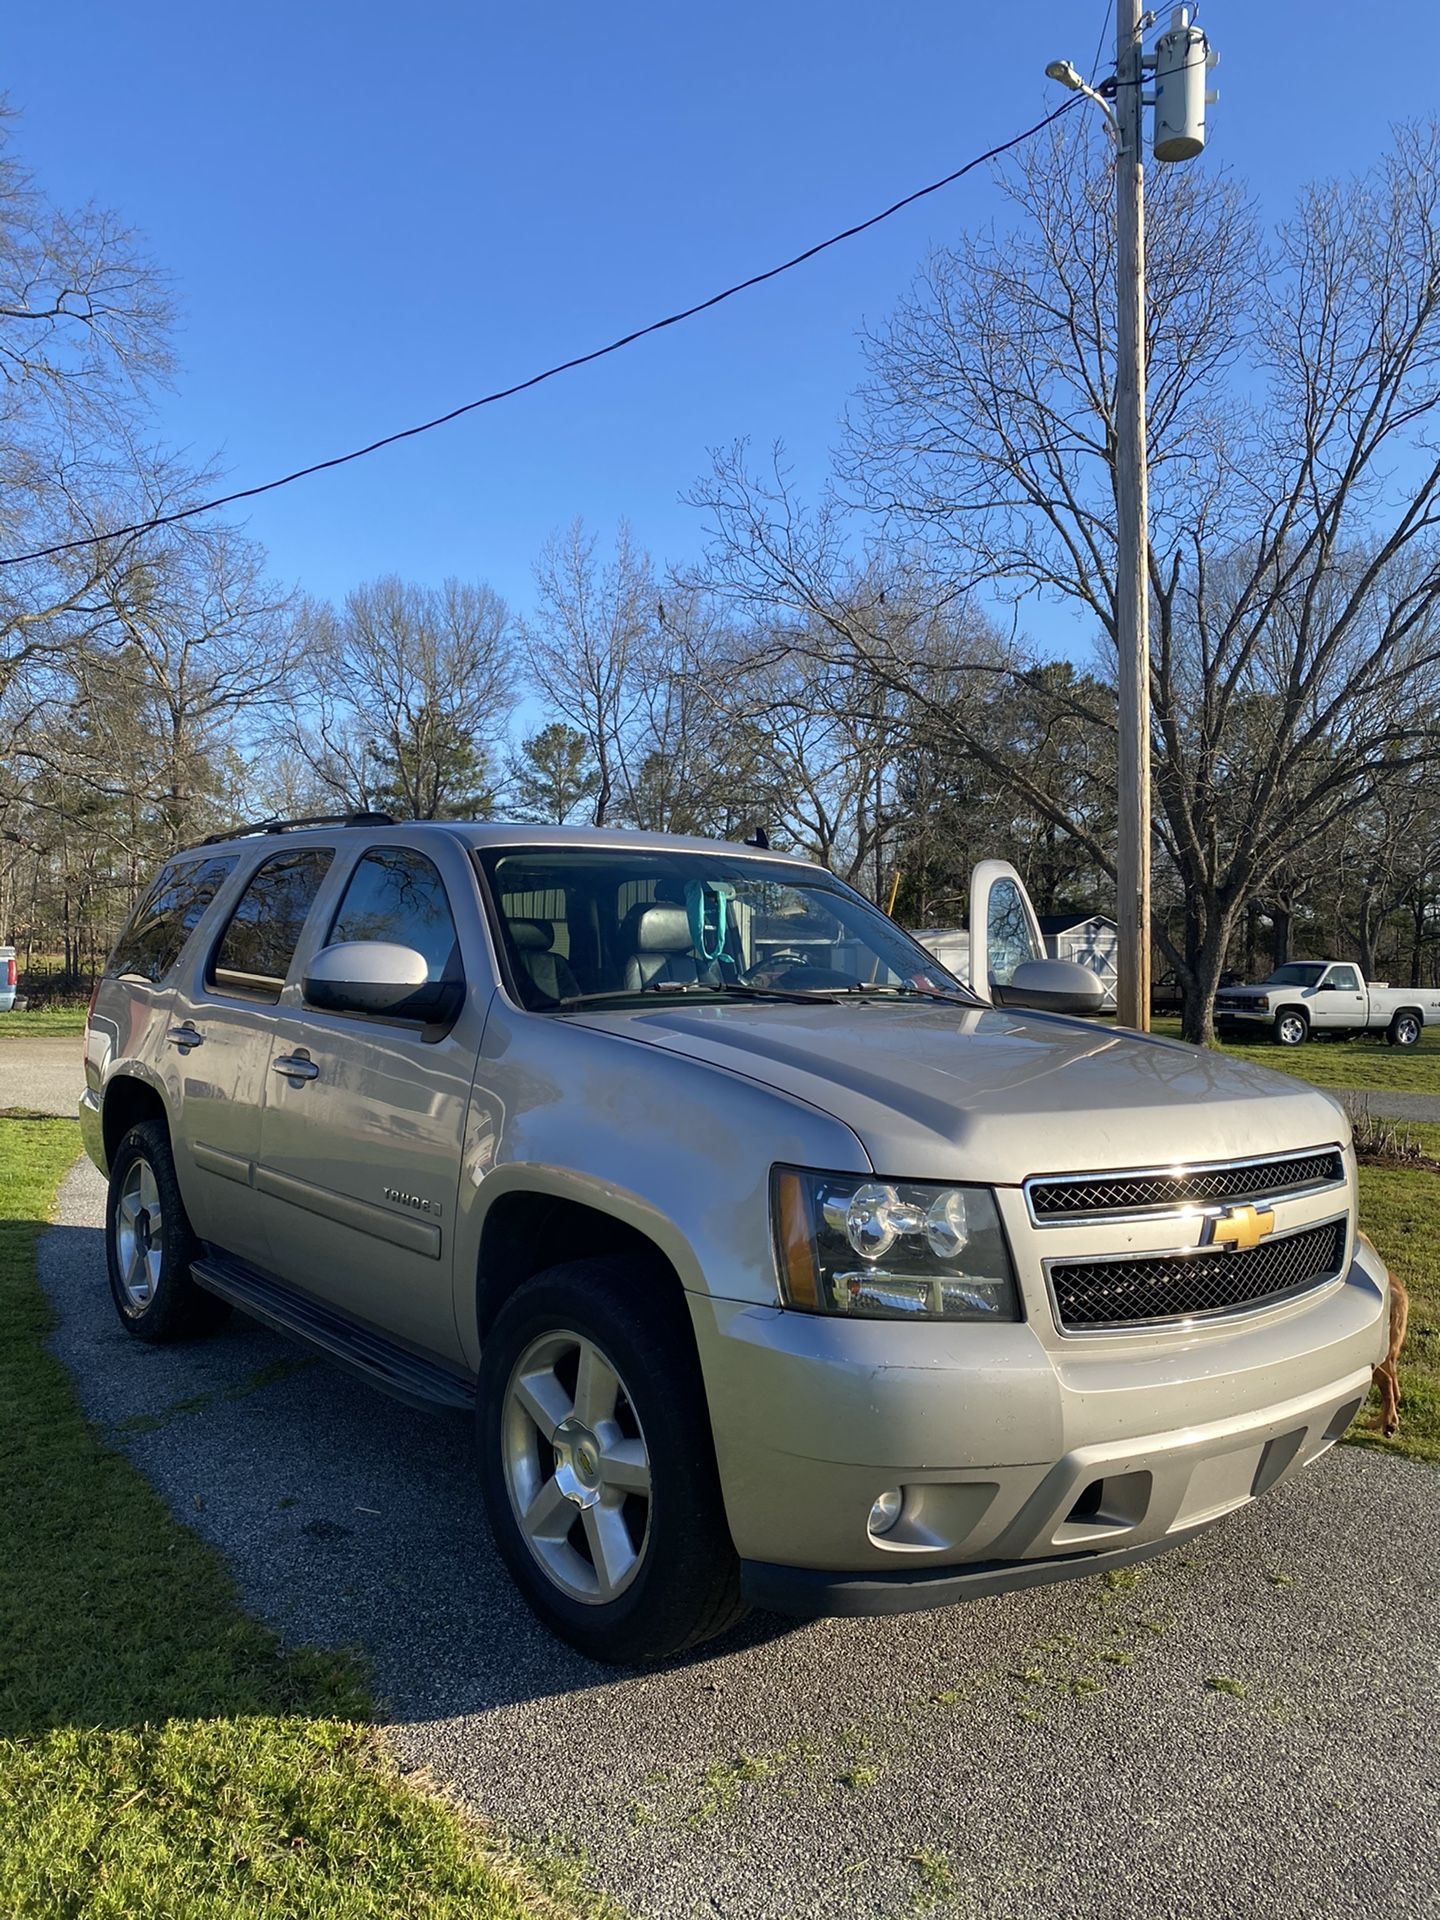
(1089, 0, 1116, 82)
(0, 99, 1078, 571)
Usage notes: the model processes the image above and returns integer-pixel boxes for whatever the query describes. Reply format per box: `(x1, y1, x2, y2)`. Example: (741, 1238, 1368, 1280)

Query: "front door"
(1311, 963, 1366, 1030)
(254, 840, 487, 1364)
(965, 860, 1047, 1003)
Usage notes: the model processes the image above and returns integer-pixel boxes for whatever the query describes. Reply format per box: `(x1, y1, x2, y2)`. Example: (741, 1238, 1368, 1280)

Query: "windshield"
(476, 846, 971, 1011)
(1264, 963, 1327, 987)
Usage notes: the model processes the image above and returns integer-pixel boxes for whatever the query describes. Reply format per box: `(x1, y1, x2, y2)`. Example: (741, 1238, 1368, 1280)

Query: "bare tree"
(298, 576, 512, 820)
(0, 104, 175, 730)
(519, 521, 655, 826)
(17, 515, 305, 844)
(835, 122, 1440, 1038)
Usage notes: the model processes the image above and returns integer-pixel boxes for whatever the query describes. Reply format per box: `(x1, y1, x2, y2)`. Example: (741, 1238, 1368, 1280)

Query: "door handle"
(168, 1023, 204, 1051)
(272, 1052, 319, 1083)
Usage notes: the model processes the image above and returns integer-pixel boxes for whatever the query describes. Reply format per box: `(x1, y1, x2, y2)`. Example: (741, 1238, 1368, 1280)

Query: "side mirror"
(992, 957, 1107, 1018)
(304, 941, 454, 1021)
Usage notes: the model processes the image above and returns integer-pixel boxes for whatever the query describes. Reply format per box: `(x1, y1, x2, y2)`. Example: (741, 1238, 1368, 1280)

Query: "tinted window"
(327, 848, 460, 984)
(208, 848, 333, 999)
(108, 856, 238, 984)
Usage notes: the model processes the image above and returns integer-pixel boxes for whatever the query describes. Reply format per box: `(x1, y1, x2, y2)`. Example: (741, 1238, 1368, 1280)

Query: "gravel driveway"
(38, 1155, 1439, 1920)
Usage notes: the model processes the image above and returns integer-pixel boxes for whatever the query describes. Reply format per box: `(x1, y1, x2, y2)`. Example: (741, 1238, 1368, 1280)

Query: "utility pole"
(1046, 8, 1217, 1034)
(1113, 0, 1151, 1032)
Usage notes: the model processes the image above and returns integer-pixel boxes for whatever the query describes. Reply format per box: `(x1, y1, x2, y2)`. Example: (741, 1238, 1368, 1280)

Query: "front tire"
(1273, 1009, 1308, 1048)
(478, 1258, 744, 1662)
(1388, 1011, 1422, 1048)
(105, 1120, 230, 1341)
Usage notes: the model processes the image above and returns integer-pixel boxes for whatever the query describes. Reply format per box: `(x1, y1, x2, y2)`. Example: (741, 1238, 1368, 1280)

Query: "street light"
(1045, 5, 1216, 1033)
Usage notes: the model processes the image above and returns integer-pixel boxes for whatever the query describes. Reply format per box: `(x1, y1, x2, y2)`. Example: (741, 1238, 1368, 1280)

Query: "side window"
(1328, 966, 1360, 991)
(108, 856, 238, 984)
(325, 848, 461, 987)
(207, 848, 334, 1001)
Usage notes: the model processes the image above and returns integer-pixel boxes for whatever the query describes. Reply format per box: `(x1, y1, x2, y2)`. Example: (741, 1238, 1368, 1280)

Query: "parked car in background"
(1216, 961, 1440, 1047)
(0, 947, 16, 1013)
(79, 818, 1388, 1661)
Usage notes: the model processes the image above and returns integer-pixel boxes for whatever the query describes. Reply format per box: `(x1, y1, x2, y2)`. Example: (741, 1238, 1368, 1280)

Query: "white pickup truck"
(1215, 961, 1440, 1048)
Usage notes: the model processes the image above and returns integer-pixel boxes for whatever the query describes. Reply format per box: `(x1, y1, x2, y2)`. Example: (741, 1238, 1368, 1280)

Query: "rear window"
(108, 856, 238, 984)
(207, 848, 333, 1000)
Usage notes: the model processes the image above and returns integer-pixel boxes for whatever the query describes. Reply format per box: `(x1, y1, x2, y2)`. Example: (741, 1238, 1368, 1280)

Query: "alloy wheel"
(115, 1156, 165, 1308)
(501, 1329, 653, 1605)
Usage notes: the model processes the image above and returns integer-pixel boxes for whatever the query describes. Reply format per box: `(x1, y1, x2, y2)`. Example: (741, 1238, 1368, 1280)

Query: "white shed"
(1039, 913, 1118, 1012)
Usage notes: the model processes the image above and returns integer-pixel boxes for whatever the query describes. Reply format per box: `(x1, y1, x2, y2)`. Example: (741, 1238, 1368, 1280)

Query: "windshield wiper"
(555, 979, 838, 1010)
(834, 982, 975, 1005)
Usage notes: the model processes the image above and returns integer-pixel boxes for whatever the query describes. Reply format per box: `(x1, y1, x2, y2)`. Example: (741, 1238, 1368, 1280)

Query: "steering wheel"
(743, 948, 808, 983)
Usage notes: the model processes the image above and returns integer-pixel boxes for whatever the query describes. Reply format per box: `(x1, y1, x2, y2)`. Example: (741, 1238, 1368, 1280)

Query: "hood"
(565, 999, 1347, 1182)
(1216, 985, 1272, 1002)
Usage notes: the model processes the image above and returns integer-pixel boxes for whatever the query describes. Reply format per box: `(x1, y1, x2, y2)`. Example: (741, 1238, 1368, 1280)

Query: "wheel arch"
(1274, 1004, 1309, 1042)
(473, 1177, 701, 1352)
(101, 1072, 170, 1165)
(1388, 1005, 1425, 1042)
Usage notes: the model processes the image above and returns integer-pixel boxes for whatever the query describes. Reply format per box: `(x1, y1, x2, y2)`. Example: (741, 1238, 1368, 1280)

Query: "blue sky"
(10, 2, 1440, 642)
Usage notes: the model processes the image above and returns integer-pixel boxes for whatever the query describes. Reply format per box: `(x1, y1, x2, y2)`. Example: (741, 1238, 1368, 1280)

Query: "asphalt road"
(0, 1034, 84, 1116)
(36, 1155, 1440, 1920)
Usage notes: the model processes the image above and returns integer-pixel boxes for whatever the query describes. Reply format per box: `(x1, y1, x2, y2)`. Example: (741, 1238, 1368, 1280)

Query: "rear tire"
(1387, 1011, 1422, 1048)
(478, 1257, 745, 1663)
(1273, 1009, 1308, 1048)
(105, 1120, 231, 1342)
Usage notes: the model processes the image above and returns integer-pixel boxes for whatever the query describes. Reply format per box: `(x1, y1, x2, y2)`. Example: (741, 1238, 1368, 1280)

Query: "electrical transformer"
(1152, 6, 1217, 162)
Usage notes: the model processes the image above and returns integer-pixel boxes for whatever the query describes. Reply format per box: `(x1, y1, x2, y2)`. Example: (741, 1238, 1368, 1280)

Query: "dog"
(1357, 1229, 1410, 1437)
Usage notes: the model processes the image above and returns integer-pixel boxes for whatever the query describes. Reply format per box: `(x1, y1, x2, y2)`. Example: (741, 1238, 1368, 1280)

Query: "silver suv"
(80, 815, 1389, 1662)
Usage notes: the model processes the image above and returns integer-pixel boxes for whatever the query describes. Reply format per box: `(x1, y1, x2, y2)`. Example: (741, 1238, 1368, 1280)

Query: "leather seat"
(620, 904, 706, 992)
(510, 919, 580, 1004)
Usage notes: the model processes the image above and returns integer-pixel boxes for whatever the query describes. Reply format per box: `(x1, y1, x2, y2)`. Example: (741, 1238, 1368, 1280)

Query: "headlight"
(773, 1168, 1019, 1321)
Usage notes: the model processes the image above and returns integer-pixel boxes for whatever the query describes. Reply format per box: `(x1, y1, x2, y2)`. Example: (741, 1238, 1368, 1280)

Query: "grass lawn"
(0, 1006, 89, 1038)
(1147, 1023, 1438, 1457)
(1354, 1155, 1439, 1464)
(0, 1116, 574, 1919)
(1148, 1014, 1440, 1092)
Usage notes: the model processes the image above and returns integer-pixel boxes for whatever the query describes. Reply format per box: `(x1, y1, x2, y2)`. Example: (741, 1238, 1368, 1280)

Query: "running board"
(191, 1252, 476, 1414)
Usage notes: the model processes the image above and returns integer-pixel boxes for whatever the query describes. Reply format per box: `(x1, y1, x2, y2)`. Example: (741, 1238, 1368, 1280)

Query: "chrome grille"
(1048, 1219, 1346, 1332)
(1027, 1148, 1344, 1222)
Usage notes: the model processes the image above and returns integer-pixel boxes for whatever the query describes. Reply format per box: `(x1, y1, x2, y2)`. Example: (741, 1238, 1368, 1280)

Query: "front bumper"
(690, 1237, 1387, 1610)
(743, 1521, 1210, 1617)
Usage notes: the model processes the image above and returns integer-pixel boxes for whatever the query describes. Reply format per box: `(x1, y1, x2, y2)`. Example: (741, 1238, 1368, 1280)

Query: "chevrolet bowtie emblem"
(1206, 1204, 1276, 1251)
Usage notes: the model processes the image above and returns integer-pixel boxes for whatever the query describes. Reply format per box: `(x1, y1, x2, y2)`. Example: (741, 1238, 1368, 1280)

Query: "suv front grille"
(1027, 1149, 1344, 1221)
(1049, 1219, 1347, 1332)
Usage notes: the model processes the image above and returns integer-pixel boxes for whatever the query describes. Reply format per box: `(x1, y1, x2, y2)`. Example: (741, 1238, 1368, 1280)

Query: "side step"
(192, 1252, 476, 1415)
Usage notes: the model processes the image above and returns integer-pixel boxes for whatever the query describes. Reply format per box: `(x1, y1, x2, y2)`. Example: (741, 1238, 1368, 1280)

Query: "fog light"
(868, 1488, 904, 1537)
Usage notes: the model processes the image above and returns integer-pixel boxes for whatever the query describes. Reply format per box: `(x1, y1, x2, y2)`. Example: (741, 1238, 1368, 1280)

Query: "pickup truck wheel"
(1273, 1010, 1308, 1047)
(105, 1120, 231, 1341)
(479, 1258, 745, 1663)
(1388, 1011, 1422, 1048)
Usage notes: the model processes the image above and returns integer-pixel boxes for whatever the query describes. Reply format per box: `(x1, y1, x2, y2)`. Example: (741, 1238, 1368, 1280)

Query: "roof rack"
(195, 811, 397, 847)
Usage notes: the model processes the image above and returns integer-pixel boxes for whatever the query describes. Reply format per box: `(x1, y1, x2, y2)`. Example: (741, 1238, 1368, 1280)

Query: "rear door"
(253, 835, 489, 1364)
(168, 845, 336, 1267)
